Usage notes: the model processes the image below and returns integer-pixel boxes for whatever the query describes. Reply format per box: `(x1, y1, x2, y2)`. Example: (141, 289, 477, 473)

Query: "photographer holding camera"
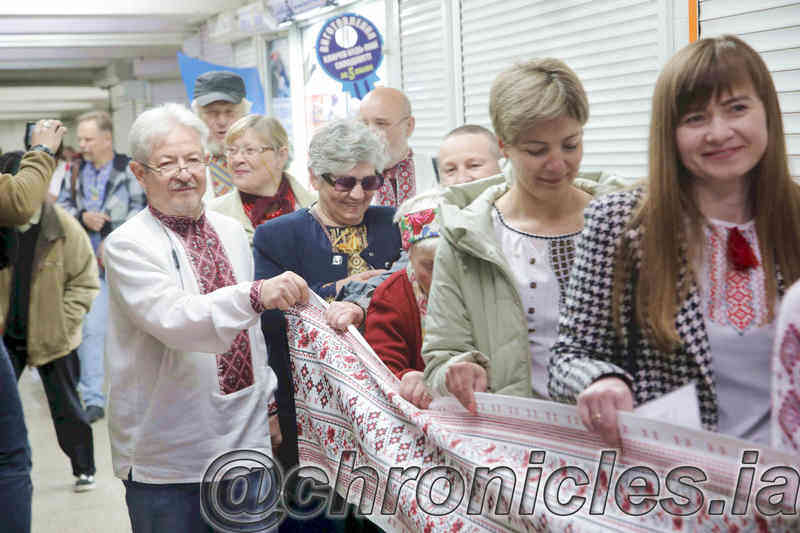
(0, 118, 65, 533)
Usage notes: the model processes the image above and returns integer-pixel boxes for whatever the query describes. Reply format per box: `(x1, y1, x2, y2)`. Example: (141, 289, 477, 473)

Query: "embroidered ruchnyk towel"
(773, 281, 800, 453)
(285, 295, 799, 532)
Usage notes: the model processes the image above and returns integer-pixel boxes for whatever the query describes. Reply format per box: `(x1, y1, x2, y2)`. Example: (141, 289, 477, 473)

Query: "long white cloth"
(287, 295, 799, 532)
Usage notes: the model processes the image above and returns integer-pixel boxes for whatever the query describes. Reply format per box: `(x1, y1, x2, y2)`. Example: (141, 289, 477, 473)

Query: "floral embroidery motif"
(328, 224, 369, 276)
(399, 208, 439, 251)
(150, 206, 254, 394)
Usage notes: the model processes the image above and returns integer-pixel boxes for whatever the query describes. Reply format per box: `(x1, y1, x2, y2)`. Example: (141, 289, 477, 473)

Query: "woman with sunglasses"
(208, 115, 314, 247)
(253, 118, 401, 533)
(422, 58, 593, 414)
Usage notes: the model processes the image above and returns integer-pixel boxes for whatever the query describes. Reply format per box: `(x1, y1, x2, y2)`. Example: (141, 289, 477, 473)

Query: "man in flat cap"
(191, 70, 251, 199)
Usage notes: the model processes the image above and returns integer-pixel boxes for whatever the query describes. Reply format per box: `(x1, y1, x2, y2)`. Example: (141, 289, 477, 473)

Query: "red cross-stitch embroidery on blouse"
(725, 268, 755, 332)
(375, 150, 416, 207)
(778, 324, 800, 449)
(703, 222, 766, 335)
(150, 206, 254, 394)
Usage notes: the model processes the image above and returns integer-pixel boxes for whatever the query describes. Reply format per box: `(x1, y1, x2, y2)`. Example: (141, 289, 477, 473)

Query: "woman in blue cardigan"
(253, 118, 401, 532)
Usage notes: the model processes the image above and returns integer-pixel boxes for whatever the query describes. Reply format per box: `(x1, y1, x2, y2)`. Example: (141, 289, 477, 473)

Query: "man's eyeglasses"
(224, 145, 275, 158)
(139, 158, 206, 178)
(362, 116, 409, 131)
(321, 173, 384, 192)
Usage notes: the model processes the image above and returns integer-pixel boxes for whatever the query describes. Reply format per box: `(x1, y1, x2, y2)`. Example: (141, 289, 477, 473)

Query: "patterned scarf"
(374, 150, 416, 207)
(239, 176, 296, 228)
(149, 206, 254, 394)
(208, 154, 234, 197)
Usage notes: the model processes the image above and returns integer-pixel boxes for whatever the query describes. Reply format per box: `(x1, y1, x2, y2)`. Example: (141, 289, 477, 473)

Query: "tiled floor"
(19, 369, 129, 533)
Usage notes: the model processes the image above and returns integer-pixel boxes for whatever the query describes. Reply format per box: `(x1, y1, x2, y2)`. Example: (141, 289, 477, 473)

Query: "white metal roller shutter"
(233, 38, 258, 68)
(399, 0, 449, 156)
(699, 0, 800, 178)
(461, 0, 662, 180)
(199, 24, 235, 67)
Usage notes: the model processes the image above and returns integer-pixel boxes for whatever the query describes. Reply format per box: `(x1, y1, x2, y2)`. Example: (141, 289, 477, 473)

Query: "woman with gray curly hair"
(252, 119, 401, 528)
(254, 118, 400, 300)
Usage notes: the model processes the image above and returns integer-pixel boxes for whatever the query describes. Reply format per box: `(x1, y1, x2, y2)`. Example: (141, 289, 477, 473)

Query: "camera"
(24, 120, 63, 158)
(24, 121, 36, 151)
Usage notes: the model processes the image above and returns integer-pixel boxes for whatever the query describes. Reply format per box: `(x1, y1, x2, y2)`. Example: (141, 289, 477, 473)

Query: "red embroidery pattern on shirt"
(725, 267, 755, 333)
(375, 151, 416, 207)
(703, 222, 766, 335)
(150, 206, 254, 394)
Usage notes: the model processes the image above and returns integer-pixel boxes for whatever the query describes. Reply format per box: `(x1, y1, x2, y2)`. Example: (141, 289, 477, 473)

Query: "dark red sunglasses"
(321, 173, 384, 192)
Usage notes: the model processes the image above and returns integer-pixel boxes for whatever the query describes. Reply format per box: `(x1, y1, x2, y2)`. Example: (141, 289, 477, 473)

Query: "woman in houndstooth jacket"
(549, 35, 800, 447)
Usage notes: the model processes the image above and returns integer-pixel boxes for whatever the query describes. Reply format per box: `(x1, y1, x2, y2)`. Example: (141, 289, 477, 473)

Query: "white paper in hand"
(634, 382, 702, 430)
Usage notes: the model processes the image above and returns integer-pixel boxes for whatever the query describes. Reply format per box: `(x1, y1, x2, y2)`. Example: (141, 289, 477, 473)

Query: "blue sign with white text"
(315, 13, 383, 100)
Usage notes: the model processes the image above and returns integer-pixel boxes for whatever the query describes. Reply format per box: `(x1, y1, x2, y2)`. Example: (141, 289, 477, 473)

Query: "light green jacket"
(422, 168, 633, 399)
(207, 172, 316, 247)
(422, 175, 536, 399)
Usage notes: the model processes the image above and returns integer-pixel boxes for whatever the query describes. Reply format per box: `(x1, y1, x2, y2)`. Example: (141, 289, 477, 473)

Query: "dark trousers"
(0, 339, 32, 533)
(124, 478, 215, 533)
(124, 471, 277, 533)
(6, 340, 95, 477)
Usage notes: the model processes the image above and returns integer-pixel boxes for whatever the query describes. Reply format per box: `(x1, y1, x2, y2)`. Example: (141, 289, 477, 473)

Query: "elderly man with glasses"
(358, 87, 437, 206)
(103, 103, 308, 532)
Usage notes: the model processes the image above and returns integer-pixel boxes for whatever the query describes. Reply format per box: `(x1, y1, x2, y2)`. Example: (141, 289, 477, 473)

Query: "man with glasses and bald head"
(358, 87, 437, 206)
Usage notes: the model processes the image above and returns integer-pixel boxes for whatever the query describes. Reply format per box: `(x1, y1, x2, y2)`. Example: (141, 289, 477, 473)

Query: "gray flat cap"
(193, 71, 246, 107)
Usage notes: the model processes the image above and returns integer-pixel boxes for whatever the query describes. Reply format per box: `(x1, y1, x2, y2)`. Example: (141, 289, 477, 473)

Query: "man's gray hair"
(129, 103, 209, 162)
(308, 119, 387, 176)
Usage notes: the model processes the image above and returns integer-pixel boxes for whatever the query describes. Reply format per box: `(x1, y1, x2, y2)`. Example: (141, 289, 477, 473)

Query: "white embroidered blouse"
(492, 207, 579, 398)
(697, 218, 775, 444)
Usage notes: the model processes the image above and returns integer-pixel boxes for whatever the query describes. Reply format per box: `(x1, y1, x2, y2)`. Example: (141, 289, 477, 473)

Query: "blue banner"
(315, 13, 383, 100)
(177, 52, 265, 114)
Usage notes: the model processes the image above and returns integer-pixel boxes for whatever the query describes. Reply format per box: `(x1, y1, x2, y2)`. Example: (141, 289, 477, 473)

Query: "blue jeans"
(0, 339, 32, 533)
(124, 477, 214, 533)
(78, 276, 107, 408)
(124, 472, 277, 533)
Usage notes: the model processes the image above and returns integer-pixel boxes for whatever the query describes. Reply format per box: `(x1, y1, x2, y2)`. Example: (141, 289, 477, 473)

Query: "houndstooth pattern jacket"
(548, 188, 724, 430)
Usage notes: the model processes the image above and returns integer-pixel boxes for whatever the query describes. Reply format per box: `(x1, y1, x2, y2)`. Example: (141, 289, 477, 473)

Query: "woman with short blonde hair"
(423, 58, 594, 413)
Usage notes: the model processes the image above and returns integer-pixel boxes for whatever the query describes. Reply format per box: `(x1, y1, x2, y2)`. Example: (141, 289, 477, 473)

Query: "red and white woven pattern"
(286, 296, 799, 532)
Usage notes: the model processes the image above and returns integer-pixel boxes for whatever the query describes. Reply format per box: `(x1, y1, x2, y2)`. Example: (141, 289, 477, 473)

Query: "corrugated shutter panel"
(399, 0, 448, 156)
(199, 25, 235, 66)
(700, 0, 800, 177)
(233, 38, 258, 68)
(461, 0, 662, 180)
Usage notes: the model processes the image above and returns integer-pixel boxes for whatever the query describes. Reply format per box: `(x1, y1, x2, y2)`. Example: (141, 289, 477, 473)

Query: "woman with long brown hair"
(549, 35, 800, 446)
